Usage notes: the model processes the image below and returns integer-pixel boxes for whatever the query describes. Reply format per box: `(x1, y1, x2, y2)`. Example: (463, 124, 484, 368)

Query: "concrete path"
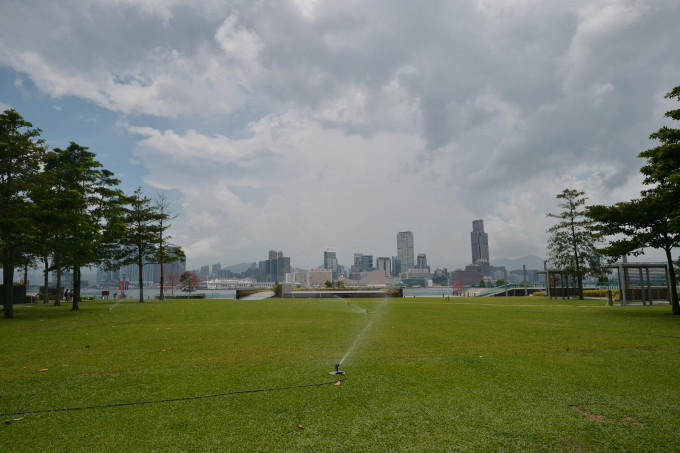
(240, 290, 275, 300)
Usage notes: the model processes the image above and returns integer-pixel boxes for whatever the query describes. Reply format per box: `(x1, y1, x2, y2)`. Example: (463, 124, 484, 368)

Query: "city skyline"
(1, 2, 677, 270)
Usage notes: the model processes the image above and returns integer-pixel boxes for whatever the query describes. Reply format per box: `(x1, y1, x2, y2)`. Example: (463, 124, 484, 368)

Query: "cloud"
(1, 0, 678, 268)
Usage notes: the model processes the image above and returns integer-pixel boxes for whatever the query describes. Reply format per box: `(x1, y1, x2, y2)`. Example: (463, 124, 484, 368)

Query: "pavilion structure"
(601, 261, 672, 306)
(537, 261, 672, 305)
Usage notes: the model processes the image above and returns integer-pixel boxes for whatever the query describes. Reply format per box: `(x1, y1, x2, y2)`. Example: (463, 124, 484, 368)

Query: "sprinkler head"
(329, 363, 345, 376)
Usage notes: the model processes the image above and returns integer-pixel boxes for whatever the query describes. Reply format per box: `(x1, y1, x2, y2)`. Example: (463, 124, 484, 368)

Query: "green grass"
(1, 296, 679, 452)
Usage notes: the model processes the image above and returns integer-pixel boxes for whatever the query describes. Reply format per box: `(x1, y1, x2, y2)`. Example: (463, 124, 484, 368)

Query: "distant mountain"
(493, 255, 545, 271)
(223, 262, 257, 273)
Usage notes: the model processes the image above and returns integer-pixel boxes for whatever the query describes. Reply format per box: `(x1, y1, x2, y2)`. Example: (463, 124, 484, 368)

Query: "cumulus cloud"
(1, 0, 678, 268)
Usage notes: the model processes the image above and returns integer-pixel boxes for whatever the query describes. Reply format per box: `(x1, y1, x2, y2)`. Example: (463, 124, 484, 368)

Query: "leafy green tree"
(29, 168, 60, 304)
(272, 281, 281, 297)
(0, 109, 45, 318)
(44, 142, 123, 310)
(547, 189, 602, 300)
(117, 188, 163, 303)
(587, 87, 680, 314)
(336, 279, 345, 289)
(324, 280, 333, 288)
(153, 192, 184, 301)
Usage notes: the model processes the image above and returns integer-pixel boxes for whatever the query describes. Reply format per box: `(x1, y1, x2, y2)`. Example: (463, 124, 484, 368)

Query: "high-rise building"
(199, 265, 210, 281)
(277, 256, 290, 282)
(376, 257, 391, 277)
(416, 253, 429, 272)
(323, 247, 339, 280)
(351, 253, 375, 273)
(258, 250, 290, 282)
(362, 255, 374, 272)
(397, 231, 414, 274)
(471, 219, 490, 276)
(391, 256, 401, 277)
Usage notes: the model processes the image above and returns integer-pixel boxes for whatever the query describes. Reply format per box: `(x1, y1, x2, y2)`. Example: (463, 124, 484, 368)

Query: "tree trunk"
(23, 264, 28, 289)
(566, 275, 570, 300)
(72, 266, 80, 311)
(159, 260, 165, 301)
(158, 225, 165, 300)
(43, 257, 49, 304)
(138, 252, 144, 303)
(55, 255, 62, 307)
(665, 248, 679, 315)
(2, 247, 15, 319)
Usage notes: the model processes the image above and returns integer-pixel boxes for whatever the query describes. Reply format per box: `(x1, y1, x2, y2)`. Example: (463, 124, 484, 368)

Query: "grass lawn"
(1, 296, 679, 452)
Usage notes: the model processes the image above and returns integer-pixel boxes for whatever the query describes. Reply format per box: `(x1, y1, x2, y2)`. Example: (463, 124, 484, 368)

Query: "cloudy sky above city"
(1, 0, 679, 270)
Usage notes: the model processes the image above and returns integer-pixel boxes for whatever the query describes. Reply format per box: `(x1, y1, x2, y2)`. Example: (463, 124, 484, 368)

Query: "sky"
(1, 0, 679, 271)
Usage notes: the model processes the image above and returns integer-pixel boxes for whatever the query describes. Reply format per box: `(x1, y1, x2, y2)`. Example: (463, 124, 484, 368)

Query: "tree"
(179, 271, 199, 294)
(272, 281, 281, 297)
(336, 279, 345, 289)
(0, 109, 45, 318)
(454, 280, 466, 294)
(44, 142, 123, 310)
(324, 280, 333, 288)
(117, 188, 163, 303)
(29, 168, 60, 305)
(547, 189, 602, 300)
(166, 273, 180, 295)
(588, 86, 680, 314)
(153, 192, 184, 301)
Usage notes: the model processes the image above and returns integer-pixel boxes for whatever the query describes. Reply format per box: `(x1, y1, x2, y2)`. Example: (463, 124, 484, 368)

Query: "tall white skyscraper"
(397, 231, 414, 274)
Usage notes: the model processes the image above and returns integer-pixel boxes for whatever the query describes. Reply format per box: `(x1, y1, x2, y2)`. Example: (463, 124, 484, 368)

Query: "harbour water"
(80, 288, 237, 300)
(56, 287, 474, 300)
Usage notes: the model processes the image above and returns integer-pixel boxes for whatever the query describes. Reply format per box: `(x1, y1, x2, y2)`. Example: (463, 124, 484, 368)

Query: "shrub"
(583, 289, 620, 298)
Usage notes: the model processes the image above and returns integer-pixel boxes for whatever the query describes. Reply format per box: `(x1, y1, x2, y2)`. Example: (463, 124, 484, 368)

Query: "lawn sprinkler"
(330, 363, 345, 376)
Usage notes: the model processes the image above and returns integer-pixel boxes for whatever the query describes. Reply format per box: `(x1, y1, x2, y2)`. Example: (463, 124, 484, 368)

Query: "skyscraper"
(323, 247, 339, 281)
(323, 247, 337, 271)
(470, 219, 490, 276)
(416, 253, 429, 272)
(258, 250, 290, 282)
(376, 257, 392, 277)
(397, 231, 414, 274)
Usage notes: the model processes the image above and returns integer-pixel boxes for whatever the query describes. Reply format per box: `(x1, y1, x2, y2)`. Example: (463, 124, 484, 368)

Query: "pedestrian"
(68, 289, 73, 301)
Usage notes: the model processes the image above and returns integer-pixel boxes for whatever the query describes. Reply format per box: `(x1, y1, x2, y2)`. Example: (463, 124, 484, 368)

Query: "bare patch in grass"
(79, 371, 127, 377)
(637, 345, 664, 351)
(565, 348, 594, 354)
(571, 405, 615, 423)
(571, 405, 645, 426)
(559, 435, 591, 452)
(623, 416, 645, 426)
